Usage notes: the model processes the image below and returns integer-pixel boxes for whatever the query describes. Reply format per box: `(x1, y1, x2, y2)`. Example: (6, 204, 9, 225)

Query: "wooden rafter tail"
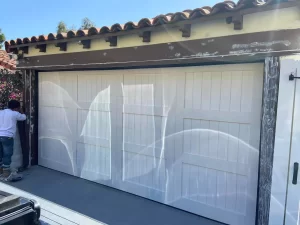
(139, 31, 151, 42)
(179, 24, 191, 38)
(105, 36, 117, 47)
(20, 46, 29, 54)
(80, 40, 91, 49)
(55, 42, 67, 51)
(226, 15, 243, 30)
(35, 44, 47, 53)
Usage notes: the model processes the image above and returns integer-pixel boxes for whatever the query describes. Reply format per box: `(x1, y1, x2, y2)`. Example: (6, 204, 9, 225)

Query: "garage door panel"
(179, 165, 248, 218)
(39, 106, 77, 135)
(173, 197, 246, 225)
(76, 142, 111, 183)
(122, 72, 177, 199)
(39, 72, 77, 108)
(121, 174, 165, 202)
(124, 143, 165, 159)
(184, 70, 259, 113)
(170, 64, 262, 225)
(183, 110, 253, 124)
(39, 138, 75, 161)
(123, 73, 176, 108)
(76, 74, 116, 184)
(78, 73, 113, 103)
(38, 104, 77, 175)
(39, 64, 262, 225)
(123, 114, 166, 151)
(78, 102, 112, 111)
(182, 118, 252, 163)
(77, 109, 111, 145)
(182, 155, 248, 176)
(38, 157, 76, 176)
(123, 105, 171, 117)
(39, 138, 76, 176)
(77, 136, 110, 148)
(123, 151, 167, 191)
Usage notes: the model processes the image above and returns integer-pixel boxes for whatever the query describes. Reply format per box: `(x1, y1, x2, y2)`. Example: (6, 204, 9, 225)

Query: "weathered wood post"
(256, 57, 280, 225)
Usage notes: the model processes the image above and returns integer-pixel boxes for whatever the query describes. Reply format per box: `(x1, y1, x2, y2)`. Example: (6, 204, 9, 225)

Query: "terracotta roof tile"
(22, 38, 30, 44)
(0, 50, 17, 70)
(88, 27, 100, 36)
(67, 30, 76, 38)
(47, 33, 56, 41)
(30, 36, 38, 43)
(76, 29, 89, 37)
(56, 33, 67, 39)
(5, 0, 294, 49)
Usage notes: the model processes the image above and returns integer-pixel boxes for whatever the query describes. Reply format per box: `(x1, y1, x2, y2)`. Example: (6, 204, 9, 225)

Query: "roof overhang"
(17, 28, 300, 71)
(6, 0, 299, 54)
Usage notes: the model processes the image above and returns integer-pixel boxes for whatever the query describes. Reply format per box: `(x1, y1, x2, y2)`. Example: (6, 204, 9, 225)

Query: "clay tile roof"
(0, 50, 17, 71)
(5, 0, 293, 50)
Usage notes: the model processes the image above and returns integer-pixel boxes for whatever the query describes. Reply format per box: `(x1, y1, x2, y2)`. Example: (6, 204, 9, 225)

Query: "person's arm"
(14, 111, 26, 121)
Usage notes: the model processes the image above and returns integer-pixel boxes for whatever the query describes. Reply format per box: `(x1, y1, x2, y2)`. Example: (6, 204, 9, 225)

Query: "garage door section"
(38, 72, 78, 176)
(38, 71, 122, 186)
(171, 65, 262, 225)
(38, 64, 263, 225)
(121, 71, 178, 201)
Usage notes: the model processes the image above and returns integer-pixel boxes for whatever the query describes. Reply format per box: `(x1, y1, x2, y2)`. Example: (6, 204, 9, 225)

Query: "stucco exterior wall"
(26, 6, 300, 57)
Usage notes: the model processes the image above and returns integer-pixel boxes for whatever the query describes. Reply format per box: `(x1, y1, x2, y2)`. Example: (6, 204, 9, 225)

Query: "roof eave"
(6, 0, 300, 51)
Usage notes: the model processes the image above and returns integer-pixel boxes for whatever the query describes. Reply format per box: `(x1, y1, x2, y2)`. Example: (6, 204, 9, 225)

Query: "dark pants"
(0, 137, 14, 169)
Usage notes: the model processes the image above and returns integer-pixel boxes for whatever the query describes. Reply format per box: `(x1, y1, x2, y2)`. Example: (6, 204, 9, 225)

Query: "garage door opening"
(38, 63, 263, 225)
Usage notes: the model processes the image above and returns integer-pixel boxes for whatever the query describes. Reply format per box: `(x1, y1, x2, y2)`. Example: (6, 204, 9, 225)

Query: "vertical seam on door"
(283, 69, 297, 225)
(184, 72, 187, 109)
(122, 72, 125, 182)
(75, 73, 78, 177)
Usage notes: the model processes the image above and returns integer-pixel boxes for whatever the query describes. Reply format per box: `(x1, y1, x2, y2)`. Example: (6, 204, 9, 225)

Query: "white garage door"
(38, 63, 263, 225)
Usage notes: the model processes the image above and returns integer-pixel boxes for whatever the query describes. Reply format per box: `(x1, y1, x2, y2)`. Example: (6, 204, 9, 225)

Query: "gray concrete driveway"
(3, 166, 224, 225)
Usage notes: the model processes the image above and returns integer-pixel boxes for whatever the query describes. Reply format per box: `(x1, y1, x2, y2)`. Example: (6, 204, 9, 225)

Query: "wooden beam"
(35, 44, 47, 53)
(139, 31, 151, 42)
(17, 52, 24, 60)
(55, 42, 67, 51)
(17, 29, 300, 70)
(17, 120, 27, 170)
(19, 46, 29, 54)
(105, 36, 117, 47)
(80, 40, 91, 49)
(226, 15, 243, 30)
(179, 24, 191, 37)
(256, 57, 280, 225)
(22, 69, 39, 167)
(11, 48, 18, 55)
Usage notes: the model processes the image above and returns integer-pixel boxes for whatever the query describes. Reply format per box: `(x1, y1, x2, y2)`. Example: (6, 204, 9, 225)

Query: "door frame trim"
(268, 55, 300, 225)
(256, 57, 280, 225)
(25, 59, 280, 225)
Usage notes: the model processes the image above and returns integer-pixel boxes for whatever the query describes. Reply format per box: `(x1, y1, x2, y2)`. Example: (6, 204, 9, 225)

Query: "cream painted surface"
(285, 60, 300, 225)
(269, 55, 300, 225)
(38, 64, 263, 225)
(27, 6, 300, 57)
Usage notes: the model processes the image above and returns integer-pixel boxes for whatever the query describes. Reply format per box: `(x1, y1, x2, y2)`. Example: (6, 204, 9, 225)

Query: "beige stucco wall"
(26, 6, 300, 57)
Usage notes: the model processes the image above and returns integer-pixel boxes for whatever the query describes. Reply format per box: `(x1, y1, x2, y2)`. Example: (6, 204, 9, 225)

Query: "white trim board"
(268, 55, 300, 225)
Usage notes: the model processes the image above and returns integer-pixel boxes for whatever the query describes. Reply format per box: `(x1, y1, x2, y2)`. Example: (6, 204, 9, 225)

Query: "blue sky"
(2, 0, 226, 41)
